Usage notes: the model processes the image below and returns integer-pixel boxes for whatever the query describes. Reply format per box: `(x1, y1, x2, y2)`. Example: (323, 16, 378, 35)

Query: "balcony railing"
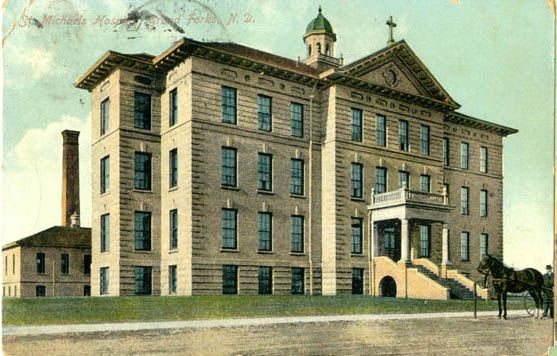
(370, 186, 448, 207)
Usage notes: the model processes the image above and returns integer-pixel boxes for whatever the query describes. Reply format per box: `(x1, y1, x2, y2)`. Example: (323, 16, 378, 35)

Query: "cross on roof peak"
(386, 16, 397, 46)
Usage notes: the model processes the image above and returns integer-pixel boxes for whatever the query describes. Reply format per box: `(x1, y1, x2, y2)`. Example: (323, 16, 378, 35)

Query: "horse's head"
(477, 255, 492, 275)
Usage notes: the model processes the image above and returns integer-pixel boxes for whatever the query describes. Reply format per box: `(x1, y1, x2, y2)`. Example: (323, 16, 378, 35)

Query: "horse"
(477, 255, 544, 319)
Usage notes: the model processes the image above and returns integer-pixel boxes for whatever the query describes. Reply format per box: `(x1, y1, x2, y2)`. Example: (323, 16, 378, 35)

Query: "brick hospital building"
(75, 8, 516, 298)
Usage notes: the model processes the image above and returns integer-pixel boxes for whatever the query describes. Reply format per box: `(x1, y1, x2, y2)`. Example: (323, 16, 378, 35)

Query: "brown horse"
(477, 255, 544, 319)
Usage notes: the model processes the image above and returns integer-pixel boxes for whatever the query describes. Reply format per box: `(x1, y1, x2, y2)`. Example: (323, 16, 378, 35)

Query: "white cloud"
(19, 48, 56, 80)
(2, 115, 91, 244)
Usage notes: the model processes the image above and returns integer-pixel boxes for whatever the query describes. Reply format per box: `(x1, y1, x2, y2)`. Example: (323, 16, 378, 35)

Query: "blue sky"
(2, 0, 554, 270)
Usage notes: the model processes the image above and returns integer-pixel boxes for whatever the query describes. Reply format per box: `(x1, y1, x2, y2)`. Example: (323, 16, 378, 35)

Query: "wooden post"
(474, 282, 477, 319)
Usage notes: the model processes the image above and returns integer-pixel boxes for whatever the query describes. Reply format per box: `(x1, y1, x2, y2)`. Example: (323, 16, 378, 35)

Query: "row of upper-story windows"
(4, 254, 16, 275)
(34, 252, 91, 275)
(221, 209, 306, 254)
(350, 163, 432, 197)
(459, 187, 489, 217)
(443, 138, 489, 173)
(458, 232, 490, 261)
(350, 109, 431, 156)
(99, 92, 153, 136)
(99, 152, 153, 195)
(221, 86, 305, 138)
(100, 211, 153, 253)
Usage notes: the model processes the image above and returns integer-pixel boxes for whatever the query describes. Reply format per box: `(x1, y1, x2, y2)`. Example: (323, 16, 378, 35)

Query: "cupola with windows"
(303, 6, 342, 70)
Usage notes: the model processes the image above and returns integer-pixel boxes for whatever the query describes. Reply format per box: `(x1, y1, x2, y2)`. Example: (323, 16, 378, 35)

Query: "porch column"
(399, 218, 410, 265)
(442, 223, 451, 265)
(371, 221, 379, 257)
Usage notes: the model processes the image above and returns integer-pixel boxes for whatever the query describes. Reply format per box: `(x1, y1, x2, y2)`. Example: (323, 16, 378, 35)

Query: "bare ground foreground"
(3, 315, 553, 356)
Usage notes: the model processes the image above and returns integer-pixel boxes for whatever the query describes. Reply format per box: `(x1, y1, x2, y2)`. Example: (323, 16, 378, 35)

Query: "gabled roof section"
(446, 112, 518, 137)
(2, 226, 92, 250)
(74, 51, 156, 91)
(338, 40, 460, 109)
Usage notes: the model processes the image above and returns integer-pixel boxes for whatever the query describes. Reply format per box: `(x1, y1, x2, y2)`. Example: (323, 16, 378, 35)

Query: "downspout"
(308, 79, 318, 295)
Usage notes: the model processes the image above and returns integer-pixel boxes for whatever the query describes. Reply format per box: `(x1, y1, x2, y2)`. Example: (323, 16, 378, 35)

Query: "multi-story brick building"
(2, 130, 91, 298)
(76, 9, 516, 298)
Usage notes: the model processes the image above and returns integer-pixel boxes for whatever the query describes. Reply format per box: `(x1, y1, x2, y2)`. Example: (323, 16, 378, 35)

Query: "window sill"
(221, 248, 239, 253)
(100, 250, 110, 254)
(132, 189, 154, 194)
(351, 253, 365, 257)
(133, 250, 153, 254)
(290, 194, 305, 199)
(221, 185, 240, 191)
(351, 197, 365, 202)
(290, 252, 305, 256)
(460, 260, 471, 263)
(257, 250, 274, 254)
(169, 186, 178, 192)
(169, 249, 178, 254)
(100, 191, 110, 197)
(257, 190, 274, 195)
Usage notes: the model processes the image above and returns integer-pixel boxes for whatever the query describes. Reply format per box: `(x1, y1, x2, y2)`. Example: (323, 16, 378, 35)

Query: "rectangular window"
(134, 152, 152, 190)
(420, 225, 431, 257)
(351, 163, 363, 198)
(221, 147, 237, 187)
(84, 285, 90, 296)
(134, 92, 151, 130)
(399, 120, 409, 151)
(290, 159, 304, 195)
(4, 256, 6, 275)
(134, 211, 152, 251)
(461, 142, 469, 170)
(443, 138, 450, 166)
(170, 209, 178, 250)
(291, 267, 305, 295)
(258, 212, 272, 251)
(100, 267, 109, 295)
(169, 88, 178, 126)
(461, 187, 469, 215)
(399, 171, 410, 189)
(12, 254, 15, 275)
(352, 268, 364, 295)
(84, 254, 91, 275)
(169, 149, 178, 188)
(258, 266, 272, 295)
(61, 253, 70, 275)
(36, 285, 46, 297)
(480, 190, 488, 217)
(291, 102, 304, 137)
(100, 213, 110, 252)
(169, 265, 177, 294)
(134, 266, 152, 295)
(257, 153, 272, 191)
(421, 125, 430, 155)
(257, 95, 272, 131)
(100, 98, 109, 135)
(36, 253, 45, 274)
(443, 183, 450, 204)
(461, 232, 470, 261)
(222, 86, 237, 124)
(420, 175, 431, 193)
(376, 114, 386, 146)
(222, 208, 237, 249)
(222, 265, 238, 295)
(351, 108, 362, 142)
(351, 218, 363, 254)
(480, 146, 488, 173)
(480, 233, 489, 258)
(375, 167, 387, 194)
(100, 156, 110, 194)
(291, 215, 304, 253)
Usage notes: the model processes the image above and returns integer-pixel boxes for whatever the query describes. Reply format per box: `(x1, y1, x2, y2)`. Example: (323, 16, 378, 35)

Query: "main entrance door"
(383, 224, 401, 261)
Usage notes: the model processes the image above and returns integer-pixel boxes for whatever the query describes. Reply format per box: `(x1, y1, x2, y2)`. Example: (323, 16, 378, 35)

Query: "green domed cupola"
(305, 6, 335, 37)
(303, 6, 340, 70)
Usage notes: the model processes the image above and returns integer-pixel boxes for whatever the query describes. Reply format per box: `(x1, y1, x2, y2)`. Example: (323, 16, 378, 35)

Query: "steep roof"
(2, 226, 91, 250)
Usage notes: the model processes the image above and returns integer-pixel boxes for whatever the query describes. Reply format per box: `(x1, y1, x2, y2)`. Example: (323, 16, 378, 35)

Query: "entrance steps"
(413, 265, 479, 300)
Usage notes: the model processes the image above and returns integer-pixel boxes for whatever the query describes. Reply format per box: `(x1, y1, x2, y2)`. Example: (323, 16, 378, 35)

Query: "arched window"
(308, 44, 312, 56)
(316, 42, 321, 53)
(325, 44, 330, 56)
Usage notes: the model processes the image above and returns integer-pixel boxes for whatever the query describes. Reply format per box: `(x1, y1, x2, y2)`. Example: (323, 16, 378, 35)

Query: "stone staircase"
(413, 265, 481, 300)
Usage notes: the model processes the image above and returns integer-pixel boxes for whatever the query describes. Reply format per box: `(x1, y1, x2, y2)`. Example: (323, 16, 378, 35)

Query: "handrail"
(371, 187, 448, 206)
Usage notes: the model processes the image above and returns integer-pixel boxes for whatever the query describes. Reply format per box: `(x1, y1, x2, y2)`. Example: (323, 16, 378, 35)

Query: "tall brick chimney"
(61, 130, 80, 227)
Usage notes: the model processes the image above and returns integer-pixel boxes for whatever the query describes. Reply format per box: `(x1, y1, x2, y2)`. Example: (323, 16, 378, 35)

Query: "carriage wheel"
(524, 293, 536, 316)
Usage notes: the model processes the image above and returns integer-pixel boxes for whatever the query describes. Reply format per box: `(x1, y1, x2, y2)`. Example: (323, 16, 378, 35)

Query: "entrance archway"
(379, 276, 397, 297)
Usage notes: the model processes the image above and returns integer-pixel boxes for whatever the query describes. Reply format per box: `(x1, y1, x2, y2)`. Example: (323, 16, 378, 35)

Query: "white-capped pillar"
(400, 218, 410, 264)
(442, 223, 451, 265)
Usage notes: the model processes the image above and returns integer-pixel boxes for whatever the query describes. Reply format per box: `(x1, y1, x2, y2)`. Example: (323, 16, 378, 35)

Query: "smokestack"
(61, 130, 80, 227)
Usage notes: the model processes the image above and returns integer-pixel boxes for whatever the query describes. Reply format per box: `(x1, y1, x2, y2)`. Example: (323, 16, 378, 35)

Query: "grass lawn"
(3, 295, 524, 326)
